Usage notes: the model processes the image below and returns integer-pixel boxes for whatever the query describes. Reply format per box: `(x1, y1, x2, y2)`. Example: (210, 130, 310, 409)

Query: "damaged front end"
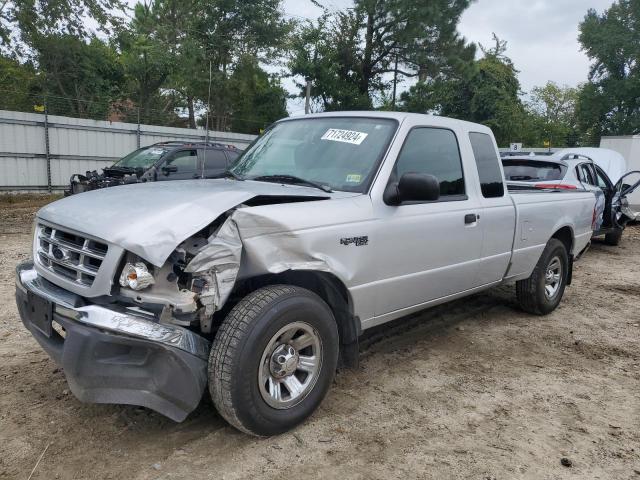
(116, 213, 243, 334)
(15, 213, 244, 422)
(22, 178, 354, 422)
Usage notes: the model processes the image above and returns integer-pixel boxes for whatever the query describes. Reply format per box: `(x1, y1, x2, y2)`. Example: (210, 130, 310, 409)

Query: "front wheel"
(208, 285, 339, 436)
(516, 238, 569, 315)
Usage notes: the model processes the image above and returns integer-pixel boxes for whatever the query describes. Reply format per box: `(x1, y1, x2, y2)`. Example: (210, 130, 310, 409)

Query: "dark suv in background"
(66, 141, 242, 195)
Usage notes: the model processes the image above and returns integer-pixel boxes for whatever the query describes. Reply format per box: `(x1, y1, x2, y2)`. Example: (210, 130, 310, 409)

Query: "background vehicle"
(600, 135, 640, 211)
(502, 148, 640, 245)
(66, 141, 241, 195)
(17, 112, 596, 436)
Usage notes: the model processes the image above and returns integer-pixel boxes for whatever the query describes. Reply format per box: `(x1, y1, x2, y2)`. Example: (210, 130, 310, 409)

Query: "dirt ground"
(1, 195, 638, 480)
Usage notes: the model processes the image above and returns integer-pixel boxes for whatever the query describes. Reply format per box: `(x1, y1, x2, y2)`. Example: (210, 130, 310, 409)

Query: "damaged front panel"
(153, 195, 372, 331)
(183, 216, 243, 331)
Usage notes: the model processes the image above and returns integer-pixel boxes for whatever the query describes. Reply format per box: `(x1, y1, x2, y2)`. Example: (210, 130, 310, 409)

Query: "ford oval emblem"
(52, 247, 65, 260)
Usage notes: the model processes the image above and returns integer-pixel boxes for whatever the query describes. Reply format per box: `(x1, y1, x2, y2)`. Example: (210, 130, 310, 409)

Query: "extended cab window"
(394, 127, 465, 198)
(469, 133, 505, 198)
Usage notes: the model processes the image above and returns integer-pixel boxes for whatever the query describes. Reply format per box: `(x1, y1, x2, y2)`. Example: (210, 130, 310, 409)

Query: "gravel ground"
(0, 195, 639, 480)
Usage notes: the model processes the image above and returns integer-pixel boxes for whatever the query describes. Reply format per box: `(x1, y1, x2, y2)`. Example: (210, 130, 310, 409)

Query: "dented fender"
(181, 196, 372, 317)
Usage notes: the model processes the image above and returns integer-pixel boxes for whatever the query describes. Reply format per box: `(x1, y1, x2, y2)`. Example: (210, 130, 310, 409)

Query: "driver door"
(372, 126, 484, 320)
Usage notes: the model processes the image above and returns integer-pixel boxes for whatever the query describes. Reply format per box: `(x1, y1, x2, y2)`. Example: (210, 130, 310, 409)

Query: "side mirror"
(384, 173, 440, 205)
(161, 165, 178, 175)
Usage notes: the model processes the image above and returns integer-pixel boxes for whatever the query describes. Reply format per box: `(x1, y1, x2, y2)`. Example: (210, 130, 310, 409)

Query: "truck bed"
(505, 189, 595, 282)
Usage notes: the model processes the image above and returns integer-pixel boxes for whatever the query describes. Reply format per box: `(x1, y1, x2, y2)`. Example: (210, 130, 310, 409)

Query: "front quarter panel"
(233, 195, 377, 321)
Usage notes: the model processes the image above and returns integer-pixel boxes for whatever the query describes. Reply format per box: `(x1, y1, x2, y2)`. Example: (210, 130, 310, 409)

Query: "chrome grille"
(36, 224, 109, 287)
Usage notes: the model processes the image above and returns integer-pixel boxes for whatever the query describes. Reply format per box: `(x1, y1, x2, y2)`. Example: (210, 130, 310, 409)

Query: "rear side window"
(394, 127, 465, 198)
(502, 160, 566, 181)
(577, 164, 597, 186)
(469, 133, 505, 198)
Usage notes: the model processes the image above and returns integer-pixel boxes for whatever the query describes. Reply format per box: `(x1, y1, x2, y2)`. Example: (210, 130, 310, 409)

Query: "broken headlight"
(119, 262, 155, 291)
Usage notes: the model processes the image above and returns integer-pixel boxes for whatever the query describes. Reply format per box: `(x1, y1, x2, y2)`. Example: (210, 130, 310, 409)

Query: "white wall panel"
(0, 109, 256, 191)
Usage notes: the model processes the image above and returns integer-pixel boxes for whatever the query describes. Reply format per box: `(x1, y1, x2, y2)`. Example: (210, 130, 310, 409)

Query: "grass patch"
(0, 193, 62, 207)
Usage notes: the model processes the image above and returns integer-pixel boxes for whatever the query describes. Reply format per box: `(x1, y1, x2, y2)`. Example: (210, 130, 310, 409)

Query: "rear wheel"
(516, 239, 569, 315)
(604, 228, 623, 246)
(208, 285, 339, 436)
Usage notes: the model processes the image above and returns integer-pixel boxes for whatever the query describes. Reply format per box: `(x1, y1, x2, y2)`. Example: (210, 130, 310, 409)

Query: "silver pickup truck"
(16, 112, 596, 436)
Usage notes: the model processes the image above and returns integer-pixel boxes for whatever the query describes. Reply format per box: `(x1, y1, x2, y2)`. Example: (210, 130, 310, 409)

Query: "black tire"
(516, 238, 569, 315)
(604, 228, 623, 246)
(208, 285, 339, 436)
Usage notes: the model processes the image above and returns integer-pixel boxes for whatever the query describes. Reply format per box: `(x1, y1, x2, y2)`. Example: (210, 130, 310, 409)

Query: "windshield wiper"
(251, 175, 333, 193)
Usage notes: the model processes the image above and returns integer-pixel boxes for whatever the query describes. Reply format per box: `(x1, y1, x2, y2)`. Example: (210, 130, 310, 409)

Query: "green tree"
(402, 34, 531, 146)
(577, 0, 640, 143)
(116, 2, 179, 125)
(1, 0, 125, 56)
(185, 0, 292, 130)
(117, 0, 291, 128)
(228, 55, 288, 134)
(289, 12, 372, 111)
(0, 55, 40, 111)
(34, 35, 124, 119)
(290, 0, 474, 109)
(528, 82, 580, 147)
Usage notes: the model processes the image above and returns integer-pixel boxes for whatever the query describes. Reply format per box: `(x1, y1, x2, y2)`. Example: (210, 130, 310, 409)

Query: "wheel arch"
(236, 270, 360, 368)
(550, 225, 574, 285)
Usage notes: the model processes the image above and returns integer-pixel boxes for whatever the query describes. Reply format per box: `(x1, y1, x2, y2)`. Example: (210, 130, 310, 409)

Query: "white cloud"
(458, 0, 615, 92)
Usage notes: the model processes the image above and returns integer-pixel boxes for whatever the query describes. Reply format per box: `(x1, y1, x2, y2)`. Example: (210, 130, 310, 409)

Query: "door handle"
(464, 213, 478, 224)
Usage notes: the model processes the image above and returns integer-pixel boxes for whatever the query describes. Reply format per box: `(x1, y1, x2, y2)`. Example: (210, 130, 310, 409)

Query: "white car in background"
(503, 147, 640, 245)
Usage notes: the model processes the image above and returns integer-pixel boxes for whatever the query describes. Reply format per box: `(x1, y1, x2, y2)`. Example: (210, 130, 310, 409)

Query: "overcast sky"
(282, 0, 616, 113)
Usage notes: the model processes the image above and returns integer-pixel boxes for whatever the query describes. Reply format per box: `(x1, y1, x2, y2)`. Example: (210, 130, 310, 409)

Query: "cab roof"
(283, 111, 494, 135)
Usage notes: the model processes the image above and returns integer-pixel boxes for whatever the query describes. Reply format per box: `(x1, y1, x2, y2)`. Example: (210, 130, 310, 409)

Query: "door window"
(204, 149, 228, 171)
(394, 127, 465, 198)
(594, 166, 611, 190)
(166, 150, 198, 174)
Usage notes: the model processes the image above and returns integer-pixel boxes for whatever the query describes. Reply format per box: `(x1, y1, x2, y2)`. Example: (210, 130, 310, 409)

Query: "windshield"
(230, 117, 398, 192)
(113, 146, 170, 169)
(502, 160, 566, 182)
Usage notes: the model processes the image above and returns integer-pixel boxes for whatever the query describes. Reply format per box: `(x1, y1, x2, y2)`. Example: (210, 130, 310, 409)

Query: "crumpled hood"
(37, 179, 336, 266)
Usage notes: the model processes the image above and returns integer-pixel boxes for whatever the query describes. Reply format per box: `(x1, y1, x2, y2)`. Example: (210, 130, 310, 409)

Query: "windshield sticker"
(148, 148, 166, 155)
(321, 129, 368, 145)
(346, 174, 362, 183)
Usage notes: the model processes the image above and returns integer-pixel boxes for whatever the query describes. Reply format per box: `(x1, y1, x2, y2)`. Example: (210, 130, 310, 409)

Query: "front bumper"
(15, 261, 210, 422)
